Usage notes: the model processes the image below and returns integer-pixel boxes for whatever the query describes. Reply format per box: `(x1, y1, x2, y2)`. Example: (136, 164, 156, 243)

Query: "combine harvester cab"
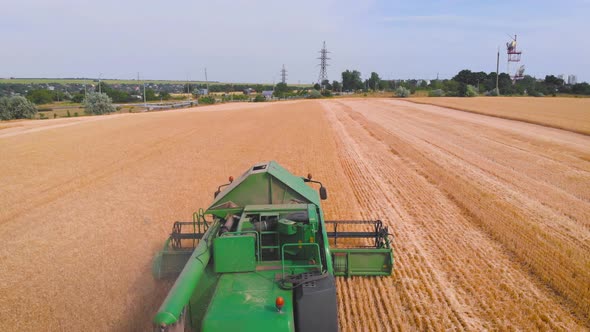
(152, 161, 394, 332)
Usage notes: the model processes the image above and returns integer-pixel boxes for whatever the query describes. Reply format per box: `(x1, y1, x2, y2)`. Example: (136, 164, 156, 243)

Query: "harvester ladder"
(260, 231, 280, 260)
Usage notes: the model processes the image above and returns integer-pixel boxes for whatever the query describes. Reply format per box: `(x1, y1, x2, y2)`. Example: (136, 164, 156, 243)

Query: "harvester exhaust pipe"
(220, 215, 236, 234)
(304, 173, 328, 200)
(214, 176, 234, 198)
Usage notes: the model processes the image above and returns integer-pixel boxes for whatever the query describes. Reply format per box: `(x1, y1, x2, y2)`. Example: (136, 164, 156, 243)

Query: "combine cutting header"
(152, 161, 394, 331)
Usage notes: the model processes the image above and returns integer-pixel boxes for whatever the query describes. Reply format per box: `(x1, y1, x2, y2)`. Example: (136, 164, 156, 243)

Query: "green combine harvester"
(152, 161, 394, 331)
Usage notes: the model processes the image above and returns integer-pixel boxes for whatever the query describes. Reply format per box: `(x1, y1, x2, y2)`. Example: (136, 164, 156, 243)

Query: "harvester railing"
(193, 208, 209, 233)
(281, 243, 323, 278)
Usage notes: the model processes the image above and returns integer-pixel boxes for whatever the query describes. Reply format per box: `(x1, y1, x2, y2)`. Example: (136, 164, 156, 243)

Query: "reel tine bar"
(325, 220, 389, 248)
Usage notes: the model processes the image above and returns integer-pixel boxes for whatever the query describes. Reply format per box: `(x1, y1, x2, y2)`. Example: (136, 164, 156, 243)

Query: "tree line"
(327, 69, 590, 97)
(2, 69, 589, 120)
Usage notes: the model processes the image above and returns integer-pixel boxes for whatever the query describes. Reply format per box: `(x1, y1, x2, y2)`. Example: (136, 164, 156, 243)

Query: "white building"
(567, 75, 577, 85)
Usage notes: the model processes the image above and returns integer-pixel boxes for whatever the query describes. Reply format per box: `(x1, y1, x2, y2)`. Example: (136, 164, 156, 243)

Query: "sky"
(1, 0, 589, 83)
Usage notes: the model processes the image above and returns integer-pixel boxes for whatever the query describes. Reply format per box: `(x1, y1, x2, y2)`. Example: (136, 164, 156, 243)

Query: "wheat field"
(0, 98, 588, 331)
(410, 96, 590, 135)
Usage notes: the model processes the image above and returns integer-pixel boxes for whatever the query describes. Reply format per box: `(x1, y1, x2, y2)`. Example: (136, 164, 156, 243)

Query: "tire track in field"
(374, 99, 590, 211)
(342, 99, 590, 324)
(365, 100, 590, 239)
(0, 125, 201, 227)
(373, 99, 590, 196)
(324, 102, 470, 331)
(322, 99, 585, 330)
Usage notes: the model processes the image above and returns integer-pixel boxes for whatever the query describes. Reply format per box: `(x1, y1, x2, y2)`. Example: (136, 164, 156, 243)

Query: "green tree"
(321, 80, 332, 90)
(26, 89, 54, 104)
(482, 72, 497, 92)
(332, 80, 342, 92)
(313, 83, 321, 90)
(465, 85, 479, 97)
(498, 73, 514, 95)
(428, 89, 445, 97)
(443, 80, 460, 96)
(84, 92, 116, 115)
(159, 91, 171, 100)
(341, 70, 363, 91)
(71, 93, 85, 103)
(307, 90, 322, 99)
(394, 86, 411, 97)
(183, 83, 193, 94)
(274, 82, 289, 98)
(515, 75, 537, 95)
(95, 81, 107, 94)
(0, 96, 38, 120)
(538, 75, 565, 96)
(0, 97, 9, 120)
(253, 94, 266, 102)
(572, 83, 590, 95)
(368, 72, 382, 91)
(452, 69, 487, 88)
(11, 96, 37, 119)
(144, 88, 157, 101)
(453, 70, 474, 85)
(93, 82, 132, 102)
(382, 80, 396, 91)
(198, 96, 216, 105)
(544, 75, 564, 86)
(107, 89, 132, 103)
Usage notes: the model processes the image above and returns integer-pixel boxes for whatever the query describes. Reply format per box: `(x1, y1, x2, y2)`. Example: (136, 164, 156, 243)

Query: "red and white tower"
(506, 34, 524, 82)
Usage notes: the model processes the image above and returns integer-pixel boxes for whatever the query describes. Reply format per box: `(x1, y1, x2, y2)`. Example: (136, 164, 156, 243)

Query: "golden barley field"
(410, 96, 590, 135)
(1, 98, 589, 331)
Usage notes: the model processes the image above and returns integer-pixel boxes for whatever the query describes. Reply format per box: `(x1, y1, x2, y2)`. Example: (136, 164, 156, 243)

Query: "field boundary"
(405, 98, 590, 136)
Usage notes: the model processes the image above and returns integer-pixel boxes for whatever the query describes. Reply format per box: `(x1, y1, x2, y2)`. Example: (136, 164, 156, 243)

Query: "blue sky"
(1, 0, 588, 83)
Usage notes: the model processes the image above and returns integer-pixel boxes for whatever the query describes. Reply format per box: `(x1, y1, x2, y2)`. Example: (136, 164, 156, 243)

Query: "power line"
(280, 64, 287, 84)
(496, 47, 500, 93)
(317, 41, 330, 87)
(204, 67, 209, 95)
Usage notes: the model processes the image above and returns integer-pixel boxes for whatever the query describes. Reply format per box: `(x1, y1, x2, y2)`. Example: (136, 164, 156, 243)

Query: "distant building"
(198, 88, 208, 95)
(243, 88, 256, 95)
(568, 75, 577, 85)
(261, 90, 273, 100)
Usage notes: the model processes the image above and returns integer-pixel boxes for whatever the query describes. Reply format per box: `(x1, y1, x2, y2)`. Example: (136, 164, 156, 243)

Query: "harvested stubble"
(0, 98, 589, 331)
